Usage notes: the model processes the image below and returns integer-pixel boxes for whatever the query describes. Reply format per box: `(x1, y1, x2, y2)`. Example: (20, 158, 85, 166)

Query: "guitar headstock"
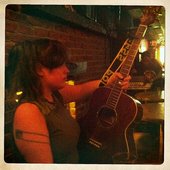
(140, 6, 162, 26)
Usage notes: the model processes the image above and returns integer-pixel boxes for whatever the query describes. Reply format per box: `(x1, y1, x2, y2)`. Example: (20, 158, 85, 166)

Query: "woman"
(6, 38, 131, 163)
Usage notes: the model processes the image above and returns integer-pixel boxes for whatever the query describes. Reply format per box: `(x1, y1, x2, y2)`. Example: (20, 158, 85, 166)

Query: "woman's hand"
(107, 72, 131, 90)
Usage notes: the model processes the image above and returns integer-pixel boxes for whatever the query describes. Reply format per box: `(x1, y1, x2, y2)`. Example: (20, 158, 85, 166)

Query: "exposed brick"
(5, 20, 18, 33)
(5, 32, 16, 42)
(27, 16, 55, 30)
(34, 27, 49, 37)
(6, 32, 35, 43)
(88, 59, 106, 66)
(6, 9, 27, 23)
(64, 41, 75, 48)
(5, 41, 16, 52)
(17, 23, 34, 35)
(59, 33, 70, 42)
(48, 31, 62, 40)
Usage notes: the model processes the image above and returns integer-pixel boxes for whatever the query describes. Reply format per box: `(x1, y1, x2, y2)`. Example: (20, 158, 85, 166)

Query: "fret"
(124, 62, 133, 68)
(115, 84, 121, 89)
(107, 93, 119, 99)
(107, 101, 119, 108)
(124, 62, 131, 66)
(136, 33, 147, 39)
(127, 55, 134, 60)
(115, 85, 121, 90)
(128, 50, 137, 56)
(108, 95, 118, 100)
(107, 97, 118, 103)
(107, 94, 119, 101)
(132, 41, 141, 47)
(121, 68, 130, 74)
(107, 102, 117, 108)
(136, 31, 145, 37)
(107, 98, 118, 104)
(107, 97, 119, 104)
(136, 28, 147, 36)
(121, 64, 132, 71)
(138, 25, 147, 31)
(110, 88, 121, 94)
(131, 44, 139, 50)
(133, 36, 141, 41)
(123, 64, 131, 69)
(126, 60, 132, 66)
(108, 90, 120, 97)
(120, 68, 127, 74)
(123, 60, 134, 67)
(120, 68, 132, 76)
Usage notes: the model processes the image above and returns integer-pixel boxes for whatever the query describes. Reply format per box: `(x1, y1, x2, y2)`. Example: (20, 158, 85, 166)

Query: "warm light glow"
(67, 80, 74, 85)
(139, 39, 148, 53)
(159, 46, 165, 65)
(15, 91, 23, 102)
(15, 99, 19, 102)
(67, 80, 76, 119)
(16, 91, 23, 95)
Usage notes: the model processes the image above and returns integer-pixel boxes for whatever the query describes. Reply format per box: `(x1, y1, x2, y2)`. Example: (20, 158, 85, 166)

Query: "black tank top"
(17, 92, 80, 163)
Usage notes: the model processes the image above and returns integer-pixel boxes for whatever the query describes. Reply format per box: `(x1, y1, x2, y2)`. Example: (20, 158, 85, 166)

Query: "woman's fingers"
(107, 72, 131, 90)
(121, 75, 131, 89)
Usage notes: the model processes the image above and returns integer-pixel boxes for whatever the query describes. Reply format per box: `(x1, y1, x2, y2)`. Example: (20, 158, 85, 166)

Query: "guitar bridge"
(89, 138, 102, 148)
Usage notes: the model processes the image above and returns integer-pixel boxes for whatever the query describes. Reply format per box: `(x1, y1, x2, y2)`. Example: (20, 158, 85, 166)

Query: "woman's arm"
(60, 72, 131, 103)
(13, 103, 53, 163)
(59, 80, 100, 103)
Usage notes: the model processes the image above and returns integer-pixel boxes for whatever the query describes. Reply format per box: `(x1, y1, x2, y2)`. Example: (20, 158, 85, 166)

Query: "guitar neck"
(120, 24, 147, 77)
(106, 24, 147, 109)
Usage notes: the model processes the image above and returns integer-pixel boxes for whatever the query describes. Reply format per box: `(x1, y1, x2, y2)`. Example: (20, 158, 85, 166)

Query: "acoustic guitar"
(78, 6, 161, 164)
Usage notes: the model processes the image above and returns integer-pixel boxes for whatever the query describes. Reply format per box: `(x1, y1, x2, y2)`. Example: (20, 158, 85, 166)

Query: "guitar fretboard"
(106, 24, 147, 109)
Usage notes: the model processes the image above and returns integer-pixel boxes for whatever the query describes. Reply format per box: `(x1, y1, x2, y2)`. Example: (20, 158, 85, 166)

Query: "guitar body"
(78, 86, 143, 163)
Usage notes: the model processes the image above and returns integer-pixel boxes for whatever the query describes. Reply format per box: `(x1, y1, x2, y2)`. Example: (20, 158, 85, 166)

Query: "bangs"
(36, 39, 69, 69)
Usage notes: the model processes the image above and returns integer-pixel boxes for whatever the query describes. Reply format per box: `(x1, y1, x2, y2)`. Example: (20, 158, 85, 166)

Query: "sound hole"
(97, 107, 117, 128)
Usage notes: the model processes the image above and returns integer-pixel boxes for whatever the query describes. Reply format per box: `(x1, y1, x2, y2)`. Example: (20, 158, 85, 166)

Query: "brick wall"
(5, 8, 112, 83)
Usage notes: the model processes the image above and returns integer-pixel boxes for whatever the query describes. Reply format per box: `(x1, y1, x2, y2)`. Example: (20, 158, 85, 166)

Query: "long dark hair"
(6, 38, 68, 101)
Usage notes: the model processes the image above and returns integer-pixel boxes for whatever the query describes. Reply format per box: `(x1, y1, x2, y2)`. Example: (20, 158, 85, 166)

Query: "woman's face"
(40, 64, 70, 90)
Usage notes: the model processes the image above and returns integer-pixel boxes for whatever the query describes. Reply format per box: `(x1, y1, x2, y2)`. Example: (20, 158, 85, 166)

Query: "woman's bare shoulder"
(15, 102, 42, 116)
(14, 102, 46, 130)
